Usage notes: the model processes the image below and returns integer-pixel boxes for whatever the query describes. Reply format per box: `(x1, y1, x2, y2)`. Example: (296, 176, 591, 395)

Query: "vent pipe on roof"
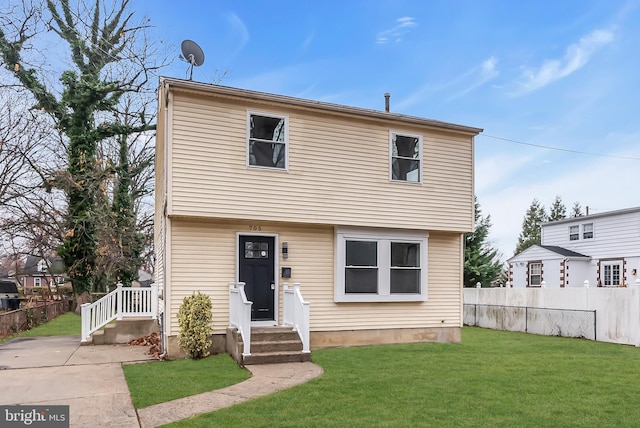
(586, 206, 590, 215)
(384, 93, 390, 112)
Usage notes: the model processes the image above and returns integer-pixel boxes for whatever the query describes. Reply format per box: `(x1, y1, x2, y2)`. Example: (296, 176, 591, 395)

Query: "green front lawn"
(0, 312, 81, 343)
(164, 328, 640, 427)
(124, 354, 251, 408)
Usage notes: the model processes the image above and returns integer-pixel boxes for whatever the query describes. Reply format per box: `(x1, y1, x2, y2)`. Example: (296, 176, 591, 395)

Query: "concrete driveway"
(0, 335, 156, 427)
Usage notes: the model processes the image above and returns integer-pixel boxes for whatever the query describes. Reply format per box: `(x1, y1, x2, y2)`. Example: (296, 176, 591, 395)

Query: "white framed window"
(34, 277, 41, 287)
(57, 277, 65, 285)
(390, 131, 422, 183)
(601, 261, 622, 286)
(335, 228, 428, 302)
(583, 223, 594, 239)
(569, 225, 579, 241)
(247, 111, 288, 170)
(528, 262, 542, 286)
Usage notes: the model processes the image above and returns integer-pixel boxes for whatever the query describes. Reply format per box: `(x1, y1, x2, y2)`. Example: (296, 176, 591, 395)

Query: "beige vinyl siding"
(168, 92, 474, 232)
(167, 218, 463, 335)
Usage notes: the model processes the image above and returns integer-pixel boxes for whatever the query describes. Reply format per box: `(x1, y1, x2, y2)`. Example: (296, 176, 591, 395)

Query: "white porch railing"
(229, 282, 252, 356)
(81, 285, 158, 343)
(283, 282, 311, 353)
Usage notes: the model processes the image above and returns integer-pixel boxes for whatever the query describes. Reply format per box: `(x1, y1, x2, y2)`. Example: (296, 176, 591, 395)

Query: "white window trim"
(528, 262, 542, 287)
(246, 110, 289, 171)
(389, 130, 423, 184)
(34, 277, 41, 287)
(569, 225, 579, 241)
(335, 227, 428, 302)
(582, 223, 594, 240)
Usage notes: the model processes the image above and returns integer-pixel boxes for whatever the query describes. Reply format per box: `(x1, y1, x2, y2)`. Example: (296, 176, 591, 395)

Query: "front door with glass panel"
(239, 236, 275, 321)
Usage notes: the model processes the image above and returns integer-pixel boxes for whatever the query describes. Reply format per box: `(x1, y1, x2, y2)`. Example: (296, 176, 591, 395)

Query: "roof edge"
(159, 77, 483, 135)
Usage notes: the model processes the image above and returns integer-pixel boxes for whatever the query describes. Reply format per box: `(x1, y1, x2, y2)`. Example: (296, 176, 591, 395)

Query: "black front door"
(239, 236, 275, 321)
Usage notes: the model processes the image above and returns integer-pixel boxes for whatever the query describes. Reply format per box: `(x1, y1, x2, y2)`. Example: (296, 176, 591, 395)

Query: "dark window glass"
(390, 270, 420, 293)
(346, 241, 377, 266)
(345, 268, 378, 293)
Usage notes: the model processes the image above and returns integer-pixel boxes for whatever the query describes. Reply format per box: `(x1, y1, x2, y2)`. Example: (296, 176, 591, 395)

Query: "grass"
(0, 311, 81, 343)
(162, 328, 640, 428)
(123, 353, 251, 408)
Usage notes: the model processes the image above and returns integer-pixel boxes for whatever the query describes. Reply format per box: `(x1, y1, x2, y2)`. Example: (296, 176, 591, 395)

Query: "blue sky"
(135, 0, 640, 260)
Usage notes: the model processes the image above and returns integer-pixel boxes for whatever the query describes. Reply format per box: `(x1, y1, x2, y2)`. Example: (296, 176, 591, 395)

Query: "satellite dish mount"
(180, 40, 205, 81)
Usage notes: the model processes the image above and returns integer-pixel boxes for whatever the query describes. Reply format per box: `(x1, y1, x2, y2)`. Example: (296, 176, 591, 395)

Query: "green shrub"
(177, 292, 213, 359)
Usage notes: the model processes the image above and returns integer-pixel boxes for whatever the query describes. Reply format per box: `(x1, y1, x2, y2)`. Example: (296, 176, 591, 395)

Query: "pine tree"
(514, 198, 547, 255)
(548, 195, 567, 221)
(464, 197, 503, 287)
(571, 202, 583, 217)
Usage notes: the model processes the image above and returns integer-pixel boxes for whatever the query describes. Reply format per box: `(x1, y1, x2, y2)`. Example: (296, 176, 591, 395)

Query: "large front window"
(390, 132, 422, 183)
(248, 112, 287, 169)
(602, 261, 622, 286)
(336, 229, 427, 302)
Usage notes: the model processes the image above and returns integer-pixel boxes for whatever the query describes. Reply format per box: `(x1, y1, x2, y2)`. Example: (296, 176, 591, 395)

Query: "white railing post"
(228, 281, 252, 356)
(151, 285, 158, 319)
(116, 284, 123, 320)
(81, 303, 91, 342)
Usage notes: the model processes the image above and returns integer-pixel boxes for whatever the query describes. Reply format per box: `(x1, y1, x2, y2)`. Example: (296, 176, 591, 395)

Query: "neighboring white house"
(508, 206, 640, 288)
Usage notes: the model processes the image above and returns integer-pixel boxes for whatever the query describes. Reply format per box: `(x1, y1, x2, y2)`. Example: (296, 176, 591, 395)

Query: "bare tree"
(0, 0, 166, 307)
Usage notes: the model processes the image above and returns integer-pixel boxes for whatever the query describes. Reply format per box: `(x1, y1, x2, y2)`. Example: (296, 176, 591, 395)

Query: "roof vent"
(384, 93, 390, 112)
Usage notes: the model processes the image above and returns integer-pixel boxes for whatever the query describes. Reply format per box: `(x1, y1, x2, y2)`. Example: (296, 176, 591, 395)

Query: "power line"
(479, 133, 640, 161)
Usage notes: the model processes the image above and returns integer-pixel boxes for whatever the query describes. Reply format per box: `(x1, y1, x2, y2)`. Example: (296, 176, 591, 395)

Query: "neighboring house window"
(390, 131, 422, 183)
(583, 223, 594, 239)
(336, 229, 428, 302)
(247, 112, 287, 170)
(569, 225, 579, 241)
(34, 277, 41, 287)
(57, 277, 65, 285)
(528, 262, 542, 286)
(602, 261, 622, 286)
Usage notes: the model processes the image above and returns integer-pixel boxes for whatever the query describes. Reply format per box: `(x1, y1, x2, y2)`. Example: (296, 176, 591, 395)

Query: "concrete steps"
(89, 318, 158, 345)
(228, 326, 311, 365)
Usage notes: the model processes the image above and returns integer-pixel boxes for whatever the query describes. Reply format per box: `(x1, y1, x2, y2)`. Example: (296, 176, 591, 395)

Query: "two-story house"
(155, 77, 482, 358)
(508, 207, 640, 288)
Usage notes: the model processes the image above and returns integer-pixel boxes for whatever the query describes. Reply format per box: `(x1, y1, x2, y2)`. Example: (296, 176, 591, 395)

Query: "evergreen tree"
(514, 198, 547, 255)
(571, 202, 583, 217)
(548, 195, 567, 221)
(464, 197, 503, 287)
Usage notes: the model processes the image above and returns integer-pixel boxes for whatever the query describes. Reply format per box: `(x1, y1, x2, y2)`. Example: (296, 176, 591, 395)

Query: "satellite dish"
(180, 40, 205, 80)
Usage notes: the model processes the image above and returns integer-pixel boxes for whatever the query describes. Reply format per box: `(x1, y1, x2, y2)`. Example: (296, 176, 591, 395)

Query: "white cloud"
(395, 56, 499, 110)
(376, 17, 417, 44)
(224, 12, 250, 61)
(513, 28, 615, 95)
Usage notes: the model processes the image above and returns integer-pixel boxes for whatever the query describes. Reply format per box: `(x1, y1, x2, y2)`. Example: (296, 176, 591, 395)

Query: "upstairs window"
(34, 277, 41, 287)
(569, 225, 579, 241)
(528, 262, 542, 286)
(583, 223, 594, 239)
(390, 132, 422, 183)
(248, 112, 288, 170)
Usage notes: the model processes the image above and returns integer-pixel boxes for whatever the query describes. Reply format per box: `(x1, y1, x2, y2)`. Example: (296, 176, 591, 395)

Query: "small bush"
(177, 292, 213, 359)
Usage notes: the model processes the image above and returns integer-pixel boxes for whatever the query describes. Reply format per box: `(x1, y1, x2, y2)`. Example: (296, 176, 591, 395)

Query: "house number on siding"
(249, 225, 262, 231)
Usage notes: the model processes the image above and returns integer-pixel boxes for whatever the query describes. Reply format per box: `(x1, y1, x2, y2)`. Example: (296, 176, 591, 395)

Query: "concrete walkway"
(137, 362, 323, 427)
(0, 336, 323, 427)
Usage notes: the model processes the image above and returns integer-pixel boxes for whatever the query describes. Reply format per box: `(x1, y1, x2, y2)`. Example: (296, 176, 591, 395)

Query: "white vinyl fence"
(463, 286, 640, 346)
